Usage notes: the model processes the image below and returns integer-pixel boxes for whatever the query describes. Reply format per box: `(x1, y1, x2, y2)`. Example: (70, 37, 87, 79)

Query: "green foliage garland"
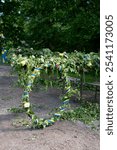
(9, 49, 99, 129)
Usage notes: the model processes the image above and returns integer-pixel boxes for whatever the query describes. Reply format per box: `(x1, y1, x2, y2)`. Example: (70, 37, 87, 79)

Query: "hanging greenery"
(9, 48, 99, 129)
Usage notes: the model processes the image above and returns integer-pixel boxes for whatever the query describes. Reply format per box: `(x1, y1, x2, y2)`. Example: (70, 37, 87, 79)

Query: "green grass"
(8, 107, 25, 113)
(61, 101, 100, 125)
(84, 72, 99, 83)
(12, 118, 31, 128)
(69, 71, 99, 83)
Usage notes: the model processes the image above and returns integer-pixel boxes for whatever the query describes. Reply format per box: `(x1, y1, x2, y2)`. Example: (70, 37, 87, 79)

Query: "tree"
(0, 0, 100, 52)
(0, 0, 25, 48)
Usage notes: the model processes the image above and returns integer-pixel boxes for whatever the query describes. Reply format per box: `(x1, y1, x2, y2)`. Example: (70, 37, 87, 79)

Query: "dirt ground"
(0, 65, 100, 150)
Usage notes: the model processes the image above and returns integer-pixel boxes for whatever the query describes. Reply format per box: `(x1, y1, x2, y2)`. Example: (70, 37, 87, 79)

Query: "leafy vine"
(9, 49, 99, 129)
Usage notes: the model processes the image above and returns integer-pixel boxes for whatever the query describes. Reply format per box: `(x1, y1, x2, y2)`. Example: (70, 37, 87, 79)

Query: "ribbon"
(31, 74, 36, 77)
(2, 49, 8, 63)
(48, 119, 55, 124)
(27, 83, 32, 87)
(24, 91, 29, 96)
(59, 66, 62, 72)
(60, 108, 65, 112)
(34, 68, 42, 71)
(54, 113, 61, 117)
(63, 99, 69, 105)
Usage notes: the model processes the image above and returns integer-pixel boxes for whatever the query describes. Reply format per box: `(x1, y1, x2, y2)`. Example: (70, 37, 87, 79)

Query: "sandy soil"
(0, 65, 99, 150)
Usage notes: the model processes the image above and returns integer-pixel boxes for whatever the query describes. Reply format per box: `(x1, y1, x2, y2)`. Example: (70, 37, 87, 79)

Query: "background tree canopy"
(0, 0, 100, 53)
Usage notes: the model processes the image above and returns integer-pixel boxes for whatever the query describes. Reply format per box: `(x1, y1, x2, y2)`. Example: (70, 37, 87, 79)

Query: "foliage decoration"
(9, 48, 99, 129)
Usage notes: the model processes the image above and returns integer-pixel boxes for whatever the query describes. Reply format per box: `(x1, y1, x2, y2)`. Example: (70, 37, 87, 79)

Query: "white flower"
(24, 102, 30, 108)
(12, 54, 16, 58)
(59, 53, 64, 57)
(87, 61, 92, 67)
(20, 59, 28, 66)
(32, 55, 35, 58)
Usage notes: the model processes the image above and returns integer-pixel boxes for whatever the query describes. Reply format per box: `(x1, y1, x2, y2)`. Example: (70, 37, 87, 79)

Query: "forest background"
(0, 0, 100, 53)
